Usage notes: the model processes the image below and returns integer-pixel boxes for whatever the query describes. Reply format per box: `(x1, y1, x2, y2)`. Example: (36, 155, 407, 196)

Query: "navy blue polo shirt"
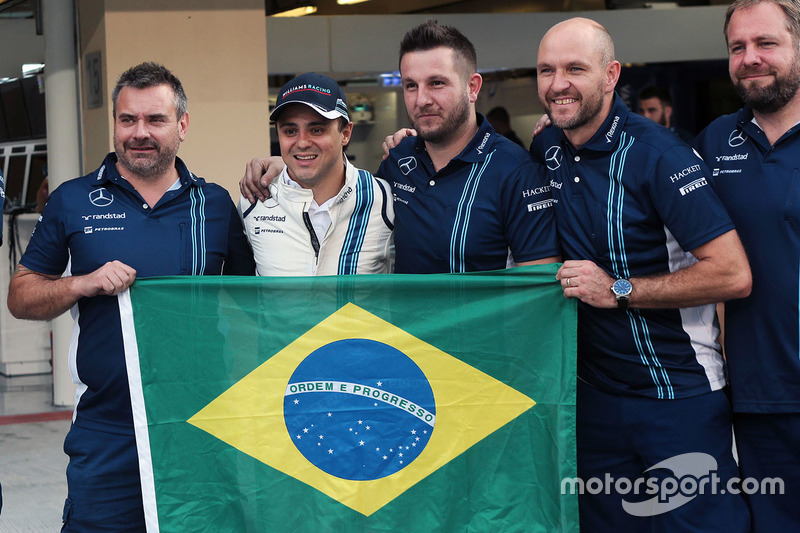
(695, 107, 800, 413)
(532, 95, 735, 399)
(20, 153, 254, 434)
(378, 113, 559, 274)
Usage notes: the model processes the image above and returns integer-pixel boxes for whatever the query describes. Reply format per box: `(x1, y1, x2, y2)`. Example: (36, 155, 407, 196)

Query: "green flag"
(122, 265, 578, 532)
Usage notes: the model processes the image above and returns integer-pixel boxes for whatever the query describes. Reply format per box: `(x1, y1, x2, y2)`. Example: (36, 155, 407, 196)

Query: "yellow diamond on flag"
(188, 303, 535, 516)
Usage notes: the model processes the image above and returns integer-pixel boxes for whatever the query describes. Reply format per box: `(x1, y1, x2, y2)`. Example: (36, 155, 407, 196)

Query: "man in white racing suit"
(239, 72, 394, 276)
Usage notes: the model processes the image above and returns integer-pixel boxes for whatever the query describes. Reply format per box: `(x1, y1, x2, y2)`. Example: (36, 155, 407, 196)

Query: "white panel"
(268, 7, 729, 75)
(266, 17, 333, 74)
(0, 19, 45, 79)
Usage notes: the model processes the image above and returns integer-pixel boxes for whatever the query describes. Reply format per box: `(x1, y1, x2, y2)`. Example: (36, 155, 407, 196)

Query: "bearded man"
(693, 0, 800, 529)
(7, 62, 254, 532)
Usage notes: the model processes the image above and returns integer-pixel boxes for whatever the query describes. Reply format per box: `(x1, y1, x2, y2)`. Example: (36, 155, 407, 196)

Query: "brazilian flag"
(121, 265, 578, 532)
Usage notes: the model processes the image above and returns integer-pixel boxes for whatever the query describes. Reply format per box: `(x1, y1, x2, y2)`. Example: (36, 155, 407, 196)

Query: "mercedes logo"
(89, 187, 114, 207)
(545, 146, 563, 171)
(398, 156, 417, 176)
(728, 129, 747, 147)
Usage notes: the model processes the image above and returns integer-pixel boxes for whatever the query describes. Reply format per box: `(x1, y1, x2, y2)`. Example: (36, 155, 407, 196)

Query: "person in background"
(638, 85, 695, 142)
(7, 62, 254, 532)
(486, 106, 525, 147)
(532, 17, 751, 532)
(693, 0, 800, 529)
(239, 72, 394, 276)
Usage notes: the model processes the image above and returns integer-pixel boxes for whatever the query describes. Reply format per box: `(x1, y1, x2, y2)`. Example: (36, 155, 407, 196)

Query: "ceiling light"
(337, 0, 371, 4)
(270, 5, 316, 16)
(266, 1, 317, 17)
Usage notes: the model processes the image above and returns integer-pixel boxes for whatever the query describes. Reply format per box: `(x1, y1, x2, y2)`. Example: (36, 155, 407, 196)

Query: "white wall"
(266, 7, 730, 75)
(0, 19, 45, 79)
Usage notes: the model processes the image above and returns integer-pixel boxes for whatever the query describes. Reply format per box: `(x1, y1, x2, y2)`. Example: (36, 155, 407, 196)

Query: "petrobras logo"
(255, 226, 283, 235)
(397, 156, 417, 176)
(669, 164, 702, 183)
(728, 129, 747, 147)
(715, 153, 748, 162)
(83, 225, 124, 234)
(89, 187, 114, 207)
(393, 182, 416, 194)
(713, 168, 742, 177)
(254, 214, 287, 222)
(605, 115, 620, 143)
(527, 199, 554, 212)
(679, 177, 708, 196)
(393, 193, 408, 205)
(545, 146, 563, 171)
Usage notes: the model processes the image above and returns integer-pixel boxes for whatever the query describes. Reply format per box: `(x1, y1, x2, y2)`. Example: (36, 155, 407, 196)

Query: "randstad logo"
(393, 182, 416, 194)
(561, 452, 784, 517)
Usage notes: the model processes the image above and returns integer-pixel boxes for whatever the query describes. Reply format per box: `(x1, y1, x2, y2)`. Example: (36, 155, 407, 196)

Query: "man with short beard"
(375, 20, 559, 273)
(241, 20, 560, 274)
(7, 62, 254, 532)
(693, 0, 800, 529)
(531, 17, 751, 532)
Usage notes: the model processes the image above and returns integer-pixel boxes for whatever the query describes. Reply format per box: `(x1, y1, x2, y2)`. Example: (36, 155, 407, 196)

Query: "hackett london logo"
(188, 303, 535, 516)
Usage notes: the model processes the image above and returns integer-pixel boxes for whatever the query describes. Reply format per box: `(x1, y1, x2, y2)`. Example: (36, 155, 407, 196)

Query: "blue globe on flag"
(284, 338, 436, 481)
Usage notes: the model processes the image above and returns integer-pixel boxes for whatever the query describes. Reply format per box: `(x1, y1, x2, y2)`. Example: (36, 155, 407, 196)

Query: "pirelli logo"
(527, 199, 554, 212)
(679, 177, 708, 196)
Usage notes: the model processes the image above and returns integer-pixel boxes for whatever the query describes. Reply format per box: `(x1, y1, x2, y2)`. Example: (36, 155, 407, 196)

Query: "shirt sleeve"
(19, 187, 70, 275)
(501, 157, 560, 263)
(223, 198, 256, 276)
(650, 143, 735, 252)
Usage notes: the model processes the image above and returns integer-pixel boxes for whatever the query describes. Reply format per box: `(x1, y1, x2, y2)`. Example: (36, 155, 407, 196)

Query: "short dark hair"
(111, 62, 188, 119)
(398, 19, 477, 77)
(639, 86, 672, 106)
(487, 106, 511, 123)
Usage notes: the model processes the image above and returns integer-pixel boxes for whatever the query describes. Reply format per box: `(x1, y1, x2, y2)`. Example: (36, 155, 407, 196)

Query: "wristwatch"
(611, 279, 633, 309)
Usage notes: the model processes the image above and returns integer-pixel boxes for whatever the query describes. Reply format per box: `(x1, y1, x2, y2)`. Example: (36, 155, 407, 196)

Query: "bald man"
(531, 18, 751, 532)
